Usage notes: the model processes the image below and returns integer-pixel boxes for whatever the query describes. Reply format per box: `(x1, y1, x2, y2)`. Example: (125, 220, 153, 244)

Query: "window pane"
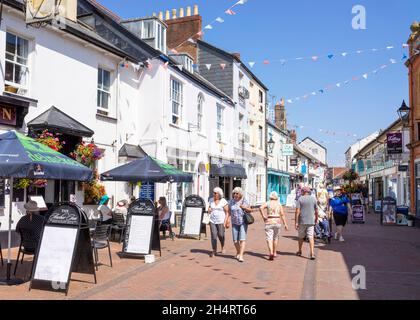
(14, 64, 27, 86)
(5, 61, 14, 82)
(97, 90, 102, 108)
(98, 69, 102, 88)
(6, 33, 16, 55)
(17, 56, 27, 65)
(16, 37, 28, 59)
(103, 70, 111, 90)
(101, 92, 109, 109)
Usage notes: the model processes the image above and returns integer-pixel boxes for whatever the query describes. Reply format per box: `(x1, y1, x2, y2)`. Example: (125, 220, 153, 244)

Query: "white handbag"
(202, 212, 210, 225)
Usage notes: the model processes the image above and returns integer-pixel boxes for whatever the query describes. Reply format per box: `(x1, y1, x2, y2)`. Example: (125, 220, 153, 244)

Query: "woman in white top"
(208, 187, 230, 257)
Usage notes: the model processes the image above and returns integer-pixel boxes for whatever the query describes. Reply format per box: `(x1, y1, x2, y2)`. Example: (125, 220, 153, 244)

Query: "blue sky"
(97, 0, 419, 166)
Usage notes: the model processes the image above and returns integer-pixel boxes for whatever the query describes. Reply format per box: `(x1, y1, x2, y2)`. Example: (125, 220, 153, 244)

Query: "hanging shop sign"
(282, 144, 294, 157)
(179, 195, 206, 240)
(398, 165, 409, 172)
(290, 158, 298, 167)
(387, 133, 403, 155)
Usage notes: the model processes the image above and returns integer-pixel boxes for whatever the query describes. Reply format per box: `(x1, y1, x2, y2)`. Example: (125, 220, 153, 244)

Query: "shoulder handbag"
(241, 200, 254, 225)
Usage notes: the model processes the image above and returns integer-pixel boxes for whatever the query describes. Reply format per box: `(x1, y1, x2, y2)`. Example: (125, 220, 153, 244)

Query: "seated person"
(114, 199, 128, 219)
(157, 197, 171, 235)
(315, 205, 331, 239)
(16, 201, 46, 252)
(97, 195, 113, 225)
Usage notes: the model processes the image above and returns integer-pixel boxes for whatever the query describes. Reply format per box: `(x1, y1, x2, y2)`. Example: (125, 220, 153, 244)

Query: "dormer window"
(169, 53, 194, 73)
(122, 17, 167, 53)
(142, 20, 154, 39)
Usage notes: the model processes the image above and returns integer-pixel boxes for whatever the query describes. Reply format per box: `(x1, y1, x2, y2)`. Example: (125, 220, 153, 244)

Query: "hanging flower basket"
(35, 130, 65, 152)
(71, 142, 104, 168)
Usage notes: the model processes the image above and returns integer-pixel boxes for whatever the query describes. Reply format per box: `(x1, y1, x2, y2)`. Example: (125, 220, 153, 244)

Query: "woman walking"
(228, 187, 252, 262)
(329, 186, 351, 242)
(259, 192, 289, 260)
(208, 187, 230, 257)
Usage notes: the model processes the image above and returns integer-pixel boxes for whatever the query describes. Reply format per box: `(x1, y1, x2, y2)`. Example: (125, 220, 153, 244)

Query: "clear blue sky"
(97, 0, 419, 166)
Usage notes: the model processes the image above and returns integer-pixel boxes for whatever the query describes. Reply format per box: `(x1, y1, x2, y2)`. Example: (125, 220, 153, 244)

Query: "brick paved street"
(1, 208, 420, 300)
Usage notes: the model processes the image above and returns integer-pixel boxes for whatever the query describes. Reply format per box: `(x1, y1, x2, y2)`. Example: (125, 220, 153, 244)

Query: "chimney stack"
(172, 9, 177, 19)
(274, 100, 287, 131)
(232, 52, 241, 60)
(290, 130, 297, 144)
(165, 10, 170, 20)
(194, 5, 199, 15)
(179, 8, 185, 18)
(186, 6, 192, 16)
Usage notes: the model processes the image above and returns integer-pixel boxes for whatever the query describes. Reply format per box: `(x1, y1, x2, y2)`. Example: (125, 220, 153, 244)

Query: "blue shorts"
(232, 223, 248, 242)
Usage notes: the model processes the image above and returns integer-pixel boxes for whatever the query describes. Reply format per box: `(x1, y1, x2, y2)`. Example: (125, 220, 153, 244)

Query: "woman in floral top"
(228, 187, 252, 262)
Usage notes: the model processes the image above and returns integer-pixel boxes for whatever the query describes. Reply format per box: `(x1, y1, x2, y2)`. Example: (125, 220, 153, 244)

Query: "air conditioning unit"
(238, 86, 250, 100)
(238, 132, 250, 143)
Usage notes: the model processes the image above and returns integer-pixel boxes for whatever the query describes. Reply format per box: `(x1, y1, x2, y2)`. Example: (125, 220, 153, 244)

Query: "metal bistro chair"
(14, 228, 39, 280)
(111, 212, 127, 243)
(91, 224, 113, 270)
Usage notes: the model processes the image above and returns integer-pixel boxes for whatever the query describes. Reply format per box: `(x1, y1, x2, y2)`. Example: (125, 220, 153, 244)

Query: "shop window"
(171, 78, 183, 126)
(97, 68, 111, 115)
(5, 32, 29, 95)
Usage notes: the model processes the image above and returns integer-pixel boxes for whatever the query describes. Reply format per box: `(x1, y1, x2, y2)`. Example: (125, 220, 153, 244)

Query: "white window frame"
(171, 78, 183, 126)
(258, 125, 263, 150)
(197, 93, 204, 132)
(97, 67, 112, 114)
(142, 20, 155, 39)
(217, 104, 224, 142)
(5, 31, 30, 93)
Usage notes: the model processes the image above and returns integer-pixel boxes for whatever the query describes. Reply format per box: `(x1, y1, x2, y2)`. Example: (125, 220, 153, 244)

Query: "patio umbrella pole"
(0, 177, 24, 285)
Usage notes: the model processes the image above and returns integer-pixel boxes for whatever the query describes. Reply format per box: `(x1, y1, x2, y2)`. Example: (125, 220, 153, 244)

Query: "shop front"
(268, 170, 290, 205)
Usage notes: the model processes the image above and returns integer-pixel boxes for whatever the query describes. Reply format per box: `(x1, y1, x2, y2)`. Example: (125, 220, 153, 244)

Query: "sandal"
(310, 255, 316, 260)
(296, 251, 302, 257)
(269, 255, 274, 261)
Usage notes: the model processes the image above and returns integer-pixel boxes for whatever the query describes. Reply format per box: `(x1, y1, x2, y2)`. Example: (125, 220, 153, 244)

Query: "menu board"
(125, 215, 154, 255)
(29, 196, 48, 211)
(382, 197, 397, 225)
(33, 226, 78, 283)
(183, 207, 203, 236)
(0, 179, 5, 208)
(123, 199, 156, 256)
(352, 205, 365, 223)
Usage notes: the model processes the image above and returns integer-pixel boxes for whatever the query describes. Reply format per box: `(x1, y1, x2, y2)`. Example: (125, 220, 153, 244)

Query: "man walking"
(295, 186, 318, 260)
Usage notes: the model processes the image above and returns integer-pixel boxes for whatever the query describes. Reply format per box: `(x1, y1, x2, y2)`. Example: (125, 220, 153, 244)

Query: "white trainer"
(339, 236, 345, 242)
(334, 233, 338, 240)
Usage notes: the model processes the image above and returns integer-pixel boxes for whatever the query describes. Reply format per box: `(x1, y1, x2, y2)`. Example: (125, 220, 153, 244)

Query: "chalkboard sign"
(351, 205, 365, 224)
(179, 195, 206, 240)
(123, 199, 156, 256)
(30, 203, 96, 295)
(381, 197, 397, 226)
(0, 179, 5, 208)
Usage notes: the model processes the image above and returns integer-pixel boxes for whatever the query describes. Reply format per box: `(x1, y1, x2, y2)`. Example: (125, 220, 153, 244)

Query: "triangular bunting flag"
(371, 48, 378, 52)
(390, 59, 397, 64)
(204, 24, 213, 30)
(311, 92, 317, 96)
(249, 62, 256, 68)
(386, 46, 394, 50)
(176, 65, 183, 71)
(216, 17, 225, 23)
(402, 54, 408, 60)
(171, 49, 178, 54)
(344, 80, 350, 85)
(352, 76, 359, 81)
(336, 83, 341, 87)
(205, 64, 212, 70)
(380, 65, 388, 69)
(236, 0, 247, 4)
(162, 61, 169, 70)
(362, 74, 368, 79)
(225, 9, 236, 15)
(319, 89, 324, 94)
(356, 50, 363, 54)
(263, 60, 270, 65)
(372, 70, 378, 74)
(196, 31, 204, 37)
(146, 59, 153, 70)
(327, 54, 334, 59)
(342, 52, 348, 57)
(402, 43, 409, 48)
(295, 57, 303, 60)
(220, 63, 226, 70)
(312, 56, 318, 61)
(192, 64, 198, 70)
(187, 38, 196, 44)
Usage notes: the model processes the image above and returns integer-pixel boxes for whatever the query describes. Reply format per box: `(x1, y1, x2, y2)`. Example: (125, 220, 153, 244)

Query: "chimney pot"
(165, 10, 170, 20)
(179, 8, 184, 18)
(194, 5, 199, 15)
(172, 9, 177, 19)
(152, 12, 156, 17)
(186, 6, 191, 16)
(158, 11, 163, 20)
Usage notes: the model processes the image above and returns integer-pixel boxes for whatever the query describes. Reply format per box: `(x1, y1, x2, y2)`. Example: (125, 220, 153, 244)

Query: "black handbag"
(244, 212, 254, 225)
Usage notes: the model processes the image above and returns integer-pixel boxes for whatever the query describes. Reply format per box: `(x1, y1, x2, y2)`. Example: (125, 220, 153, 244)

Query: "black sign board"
(398, 165, 409, 172)
(30, 203, 96, 295)
(179, 195, 206, 240)
(123, 199, 157, 256)
(381, 197, 397, 226)
(0, 179, 5, 208)
(290, 158, 298, 167)
(387, 133, 403, 155)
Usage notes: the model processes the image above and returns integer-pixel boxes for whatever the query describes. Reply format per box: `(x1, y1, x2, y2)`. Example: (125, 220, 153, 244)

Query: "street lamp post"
(398, 100, 410, 126)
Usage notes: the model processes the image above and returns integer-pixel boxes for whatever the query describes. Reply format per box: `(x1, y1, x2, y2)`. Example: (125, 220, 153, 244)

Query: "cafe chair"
(14, 228, 39, 280)
(91, 224, 113, 270)
(111, 212, 127, 243)
(160, 212, 175, 241)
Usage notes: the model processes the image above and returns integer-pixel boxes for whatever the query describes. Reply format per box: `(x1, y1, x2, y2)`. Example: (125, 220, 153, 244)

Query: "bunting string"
(169, 0, 248, 54)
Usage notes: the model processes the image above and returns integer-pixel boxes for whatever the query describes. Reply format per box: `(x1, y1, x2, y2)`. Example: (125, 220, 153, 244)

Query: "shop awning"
(210, 163, 247, 179)
(119, 144, 147, 158)
(27, 106, 94, 137)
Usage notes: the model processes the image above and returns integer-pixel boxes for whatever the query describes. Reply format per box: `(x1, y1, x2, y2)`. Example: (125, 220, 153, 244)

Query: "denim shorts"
(232, 223, 248, 242)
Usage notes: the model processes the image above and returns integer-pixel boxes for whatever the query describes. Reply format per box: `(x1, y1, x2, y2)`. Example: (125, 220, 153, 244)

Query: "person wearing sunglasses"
(208, 187, 230, 257)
